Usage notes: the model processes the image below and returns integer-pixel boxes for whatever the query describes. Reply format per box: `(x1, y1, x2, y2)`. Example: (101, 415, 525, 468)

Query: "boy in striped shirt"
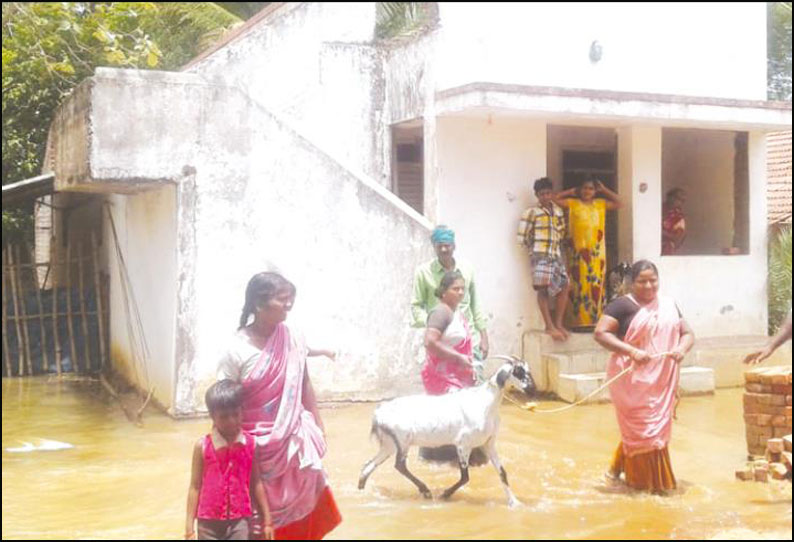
(517, 177, 570, 341)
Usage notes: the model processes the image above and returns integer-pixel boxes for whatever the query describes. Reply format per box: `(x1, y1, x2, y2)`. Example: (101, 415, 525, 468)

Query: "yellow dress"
(567, 198, 607, 327)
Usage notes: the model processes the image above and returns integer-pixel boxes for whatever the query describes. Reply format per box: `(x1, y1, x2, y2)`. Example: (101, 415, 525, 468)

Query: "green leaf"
(146, 51, 159, 67)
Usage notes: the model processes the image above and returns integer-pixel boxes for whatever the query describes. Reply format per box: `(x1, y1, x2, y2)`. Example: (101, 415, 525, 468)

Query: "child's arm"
(551, 188, 576, 208)
(308, 347, 336, 361)
(596, 180, 624, 210)
(185, 440, 203, 539)
(251, 461, 274, 540)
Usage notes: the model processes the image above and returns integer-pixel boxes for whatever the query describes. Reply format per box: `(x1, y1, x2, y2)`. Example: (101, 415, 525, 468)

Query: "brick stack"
(735, 436, 792, 483)
(743, 366, 792, 457)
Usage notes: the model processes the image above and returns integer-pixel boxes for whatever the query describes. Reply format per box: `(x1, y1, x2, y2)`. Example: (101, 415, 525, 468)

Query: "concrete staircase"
(521, 331, 792, 404)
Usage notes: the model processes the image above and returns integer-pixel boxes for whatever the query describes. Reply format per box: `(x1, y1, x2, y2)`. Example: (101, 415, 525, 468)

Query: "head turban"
(430, 225, 455, 245)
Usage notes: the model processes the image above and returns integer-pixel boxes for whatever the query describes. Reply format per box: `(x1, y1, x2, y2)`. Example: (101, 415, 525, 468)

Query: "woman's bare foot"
(545, 327, 566, 341)
(556, 326, 571, 339)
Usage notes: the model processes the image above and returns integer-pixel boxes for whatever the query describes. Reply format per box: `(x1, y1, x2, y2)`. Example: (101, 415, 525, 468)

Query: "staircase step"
(556, 366, 715, 404)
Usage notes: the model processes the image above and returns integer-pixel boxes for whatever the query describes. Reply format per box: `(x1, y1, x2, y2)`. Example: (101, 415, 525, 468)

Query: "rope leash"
(507, 351, 677, 414)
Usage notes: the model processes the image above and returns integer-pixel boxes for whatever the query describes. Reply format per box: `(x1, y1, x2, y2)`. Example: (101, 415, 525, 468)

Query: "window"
(661, 128, 749, 256)
(391, 122, 424, 214)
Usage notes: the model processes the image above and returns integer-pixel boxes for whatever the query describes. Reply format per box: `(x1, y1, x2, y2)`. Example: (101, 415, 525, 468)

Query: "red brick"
(767, 438, 785, 453)
(735, 468, 753, 481)
(746, 383, 772, 394)
(772, 384, 793, 395)
(771, 415, 789, 427)
(770, 463, 789, 480)
(744, 414, 773, 426)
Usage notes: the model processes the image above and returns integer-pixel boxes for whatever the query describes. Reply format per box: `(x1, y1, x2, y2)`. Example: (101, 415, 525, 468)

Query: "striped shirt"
(517, 203, 566, 259)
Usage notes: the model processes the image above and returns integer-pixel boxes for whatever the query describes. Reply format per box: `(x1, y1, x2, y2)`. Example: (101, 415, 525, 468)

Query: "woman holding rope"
(594, 260, 695, 494)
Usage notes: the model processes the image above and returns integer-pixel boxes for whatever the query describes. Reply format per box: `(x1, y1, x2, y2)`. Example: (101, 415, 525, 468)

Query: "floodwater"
(2, 377, 791, 540)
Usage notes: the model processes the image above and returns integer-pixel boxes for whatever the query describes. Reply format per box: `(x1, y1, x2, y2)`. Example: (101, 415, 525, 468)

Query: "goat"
(357, 356, 536, 507)
(606, 261, 632, 303)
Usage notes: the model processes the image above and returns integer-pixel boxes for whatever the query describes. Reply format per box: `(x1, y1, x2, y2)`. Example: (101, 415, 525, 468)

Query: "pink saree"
(241, 323, 339, 537)
(606, 295, 682, 457)
(421, 314, 475, 395)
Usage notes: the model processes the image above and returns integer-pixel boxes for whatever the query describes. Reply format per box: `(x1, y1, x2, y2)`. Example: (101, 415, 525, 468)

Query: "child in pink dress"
(185, 380, 274, 540)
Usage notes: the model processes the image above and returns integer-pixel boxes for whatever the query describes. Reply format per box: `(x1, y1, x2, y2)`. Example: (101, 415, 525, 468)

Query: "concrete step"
(543, 351, 612, 393)
(524, 329, 600, 354)
(523, 332, 791, 394)
(556, 366, 715, 404)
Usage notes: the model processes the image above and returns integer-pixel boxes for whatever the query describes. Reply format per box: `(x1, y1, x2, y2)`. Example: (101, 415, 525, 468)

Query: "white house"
(38, 2, 792, 415)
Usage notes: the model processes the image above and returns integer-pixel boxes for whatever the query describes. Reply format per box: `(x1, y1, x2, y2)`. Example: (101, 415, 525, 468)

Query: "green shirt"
(410, 258, 487, 332)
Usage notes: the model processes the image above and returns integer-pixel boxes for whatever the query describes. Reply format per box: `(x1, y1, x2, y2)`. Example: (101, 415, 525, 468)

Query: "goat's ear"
(513, 364, 527, 380)
(496, 365, 511, 388)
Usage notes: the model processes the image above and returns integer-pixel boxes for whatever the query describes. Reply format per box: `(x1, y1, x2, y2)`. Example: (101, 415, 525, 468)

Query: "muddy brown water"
(2, 377, 790, 539)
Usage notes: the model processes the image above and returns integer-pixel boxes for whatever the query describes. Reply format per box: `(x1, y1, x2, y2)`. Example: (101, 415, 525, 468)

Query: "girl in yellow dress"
(554, 177, 623, 329)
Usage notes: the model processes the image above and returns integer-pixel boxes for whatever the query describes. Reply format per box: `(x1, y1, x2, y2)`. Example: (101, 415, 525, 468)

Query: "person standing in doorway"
(662, 188, 687, 256)
(554, 176, 623, 330)
(411, 225, 489, 376)
(517, 177, 571, 341)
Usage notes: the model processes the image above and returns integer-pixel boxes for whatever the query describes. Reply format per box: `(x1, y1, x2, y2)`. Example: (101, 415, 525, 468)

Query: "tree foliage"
(375, 2, 436, 40)
(769, 226, 792, 334)
(768, 2, 792, 100)
(215, 2, 269, 21)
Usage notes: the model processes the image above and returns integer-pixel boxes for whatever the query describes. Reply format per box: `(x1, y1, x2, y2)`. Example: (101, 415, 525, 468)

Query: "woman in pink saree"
(594, 260, 695, 494)
(218, 272, 341, 539)
(421, 271, 476, 395)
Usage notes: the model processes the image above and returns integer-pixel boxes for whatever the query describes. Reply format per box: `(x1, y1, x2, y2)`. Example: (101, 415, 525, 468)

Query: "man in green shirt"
(411, 225, 490, 365)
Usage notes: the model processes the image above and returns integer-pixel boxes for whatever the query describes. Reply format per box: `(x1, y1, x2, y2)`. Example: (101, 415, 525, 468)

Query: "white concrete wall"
(435, 116, 547, 364)
(432, 119, 768, 351)
(434, 3, 767, 100)
(179, 86, 433, 413)
(662, 129, 737, 255)
(186, 3, 389, 185)
(105, 187, 177, 407)
(59, 68, 434, 414)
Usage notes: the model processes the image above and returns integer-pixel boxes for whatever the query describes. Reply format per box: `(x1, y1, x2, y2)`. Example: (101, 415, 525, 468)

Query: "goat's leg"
(440, 446, 471, 500)
(358, 440, 395, 490)
(485, 438, 520, 508)
(395, 452, 432, 499)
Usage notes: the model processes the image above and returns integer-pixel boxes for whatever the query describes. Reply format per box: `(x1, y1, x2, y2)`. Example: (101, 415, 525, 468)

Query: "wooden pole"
(52, 256, 62, 376)
(1, 248, 12, 377)
(91, 233, 107, 370)
(8, 247, 27, 375)
(2, 257, 91, 269)
(15, 246, 34, 376)
(27, 242, 50, 373)
(65, 242, 79, 373)
(77, 241, 92, 372)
